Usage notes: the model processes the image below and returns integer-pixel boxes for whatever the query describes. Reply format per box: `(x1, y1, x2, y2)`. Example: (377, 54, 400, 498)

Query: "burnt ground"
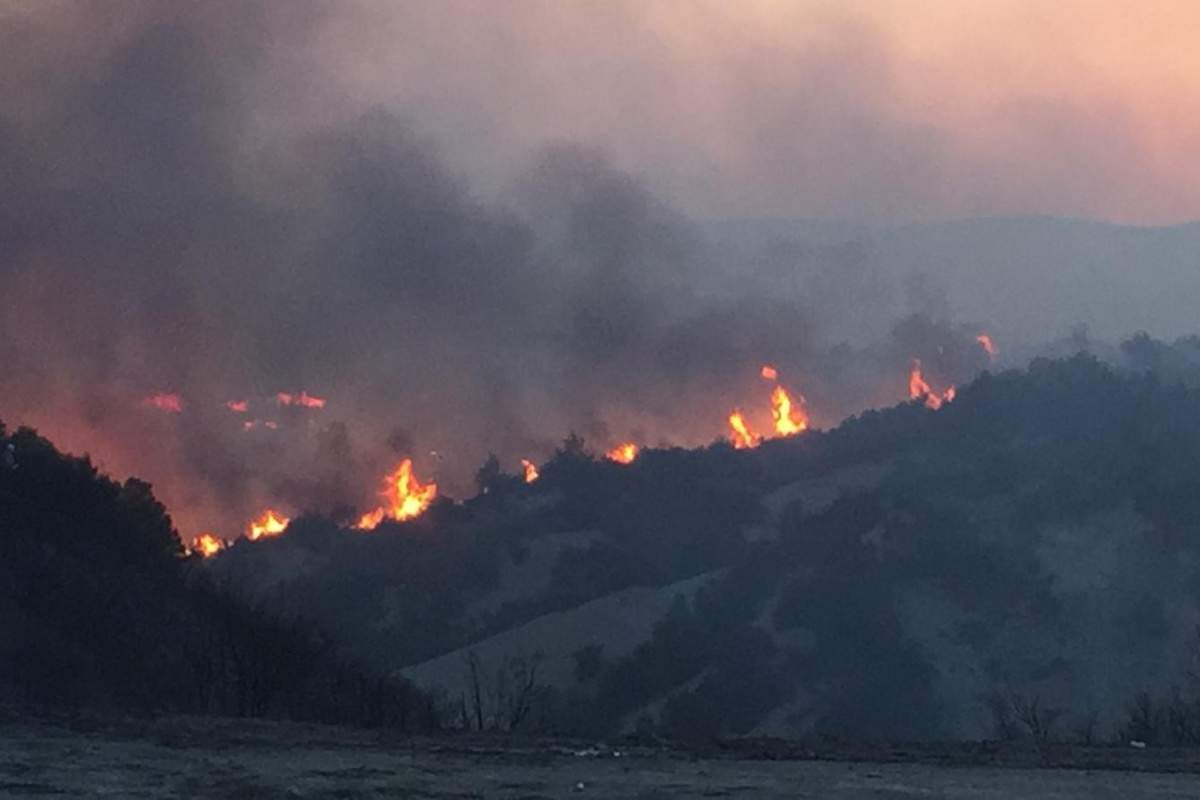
(2, 716, 1200, 799)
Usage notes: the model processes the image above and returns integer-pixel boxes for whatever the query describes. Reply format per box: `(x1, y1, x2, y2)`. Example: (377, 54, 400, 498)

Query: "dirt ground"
(2, 717, 1200, 799)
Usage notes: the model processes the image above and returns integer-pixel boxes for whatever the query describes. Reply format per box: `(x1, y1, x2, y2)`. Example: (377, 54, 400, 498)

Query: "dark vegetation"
(205, 342, 1200, 743)
(11, 339, 1200, 746)
(0, 423, 435, 729)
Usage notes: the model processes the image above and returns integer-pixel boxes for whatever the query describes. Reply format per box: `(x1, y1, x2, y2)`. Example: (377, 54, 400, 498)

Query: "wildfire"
(189, 533, 226, 558)
(225, 400, 249, 413)
(247, 508, 290, 540)
(355, 458, 438, 530)
(976, 333, 998, 359)
(909, 360, 956, 410)
(276, 391, 326, 409)
(143, 392, 184, 413)
(606, 442, 639, 464)
(760, 364, 778, 381)
(728, 410, 760, 449)
(521, 458, 540, 483)
(769, 385, 808, 437)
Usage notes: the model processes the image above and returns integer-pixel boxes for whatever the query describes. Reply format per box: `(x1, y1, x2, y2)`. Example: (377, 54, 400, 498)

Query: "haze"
(2, 1, 1198, 539)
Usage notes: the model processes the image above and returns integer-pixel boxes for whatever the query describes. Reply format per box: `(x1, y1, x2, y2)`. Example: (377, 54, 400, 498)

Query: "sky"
(1, 1, 1198, 540)
(308, 0, 1200, 224)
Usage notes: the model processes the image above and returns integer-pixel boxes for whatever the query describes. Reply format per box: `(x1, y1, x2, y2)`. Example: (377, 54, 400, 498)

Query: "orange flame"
(521, 458, 540, 483)
(225, 400, 249, 413)
(606, 442, 639, 464)
(247, 509, 290, 540)
(355, 459, 438, 530)
(728, 410, 760, 449)
(143, 393, 184, 413)
(760, 364, 779, 381)
(976, 333, 998, 359)
(189, 532, 226, 558)
(909, 359, 956, 410)
(276, 391, 326, 409)
(770, 385, 808, 436)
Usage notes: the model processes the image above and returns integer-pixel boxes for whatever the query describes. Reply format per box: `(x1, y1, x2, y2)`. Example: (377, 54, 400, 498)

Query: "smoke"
(0, 3, 999, 538)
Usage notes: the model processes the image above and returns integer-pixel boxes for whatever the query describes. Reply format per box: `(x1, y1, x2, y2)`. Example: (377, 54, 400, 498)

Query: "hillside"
(0, 423, 432, 729)
(207, 348, 1200, 742)
(705, 217, 1200, 347)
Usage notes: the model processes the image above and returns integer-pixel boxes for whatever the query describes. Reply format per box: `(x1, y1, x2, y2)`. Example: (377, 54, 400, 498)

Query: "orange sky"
(310, 0, 1200, 224)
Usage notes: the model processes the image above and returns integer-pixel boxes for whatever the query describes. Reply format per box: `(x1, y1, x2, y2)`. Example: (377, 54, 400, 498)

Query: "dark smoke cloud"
(0, 3, 991, 538)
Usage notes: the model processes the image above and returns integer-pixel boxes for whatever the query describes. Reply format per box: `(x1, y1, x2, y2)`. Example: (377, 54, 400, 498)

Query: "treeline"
(0, 422, 436, 729)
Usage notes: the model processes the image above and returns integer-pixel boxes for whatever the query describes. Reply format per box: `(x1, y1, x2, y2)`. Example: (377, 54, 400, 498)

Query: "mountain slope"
(211, 351, 1200, 741)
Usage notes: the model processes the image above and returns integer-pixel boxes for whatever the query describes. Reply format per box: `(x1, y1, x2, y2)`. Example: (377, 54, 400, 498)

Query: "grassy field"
(3, 716, 1200, 799)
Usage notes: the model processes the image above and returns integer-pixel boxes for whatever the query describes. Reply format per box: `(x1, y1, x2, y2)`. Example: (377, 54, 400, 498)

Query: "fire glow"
(225, 400, 249, 413)
(355, 459, 438, 530)
(909, 360, 956, 410)
(143, 392, 184, 413)
(247, 509, 290, 540)
(728, 410, 760, 449)
(769, 385, 807, 437)
(977, 333, 998, 359)
(189, 532, 226, 558)
(521, 458, 540, 483)
(276, 391, 326, 409)
(606, 442, 639, 464)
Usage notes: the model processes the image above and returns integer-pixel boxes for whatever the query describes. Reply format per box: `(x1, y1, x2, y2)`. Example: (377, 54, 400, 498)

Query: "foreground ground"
(3, 717, 1200, 799)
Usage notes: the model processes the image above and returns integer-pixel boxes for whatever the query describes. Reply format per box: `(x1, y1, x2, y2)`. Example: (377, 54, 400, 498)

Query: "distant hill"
(210, 346, 1200, 743)
(0, 423, 432, 729)
(704, 216, 1200, 347)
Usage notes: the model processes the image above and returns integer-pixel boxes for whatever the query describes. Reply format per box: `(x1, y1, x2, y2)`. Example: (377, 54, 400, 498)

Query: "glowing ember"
(189, 533, 226, 558)
(770, 385, 808, 436)
(606, 442, 639, 464)
(760, 364, 779, 381)
(276, 391, 326, 409)
(521, 458, 540, 483)
(728, 410, 760, 449)
(355, 459, 438, 530)
(225, 400, 249, 413)
(143, 392, 184, 413)
(976, 333, 998, 359)
(909, 359, 956, 410)
(247, 508, 290, 540)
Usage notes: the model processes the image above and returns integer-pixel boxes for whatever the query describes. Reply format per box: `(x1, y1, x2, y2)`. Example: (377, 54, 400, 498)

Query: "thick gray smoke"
(0, 4, 990, 538)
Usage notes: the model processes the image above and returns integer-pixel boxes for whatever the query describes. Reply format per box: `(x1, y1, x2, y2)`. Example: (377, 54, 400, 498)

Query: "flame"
(909, 359, 956, 410)
(247, 508, 290, 540)
(521, 458, 540, 483)
(976, 333, 998, 359)
(143, 393, 184, 413)
(606, 442, 639, 464)
(770, 385, 808, 437)
(760, 364, 779, 381)
(225, 400, 248, 413)
(355, 458, 438, 530)
(189, 532, 226, 558)
(728, 410, 760, 449)
(276, 391, 326, 409)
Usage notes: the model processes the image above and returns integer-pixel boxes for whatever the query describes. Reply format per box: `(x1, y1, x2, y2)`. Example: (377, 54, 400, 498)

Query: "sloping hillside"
(210, 350, 1200, 742)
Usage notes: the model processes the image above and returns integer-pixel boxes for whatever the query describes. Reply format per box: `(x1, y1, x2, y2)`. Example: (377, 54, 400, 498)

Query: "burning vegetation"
(248, 509, 290, 540)
(355, 459, 438, 531)
(186, 354, 975, 549)
(277, 391, 327, 409)
(909, 359, 957, 410)
(606, 443, 640, 464)
(142, 393, 184, 413)
(189, 533, 226, 558)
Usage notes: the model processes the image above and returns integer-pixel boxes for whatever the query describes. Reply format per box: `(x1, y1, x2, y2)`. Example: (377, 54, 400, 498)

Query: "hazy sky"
(305, 0, 1200, 224)
(2, 1, 1196, 539)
